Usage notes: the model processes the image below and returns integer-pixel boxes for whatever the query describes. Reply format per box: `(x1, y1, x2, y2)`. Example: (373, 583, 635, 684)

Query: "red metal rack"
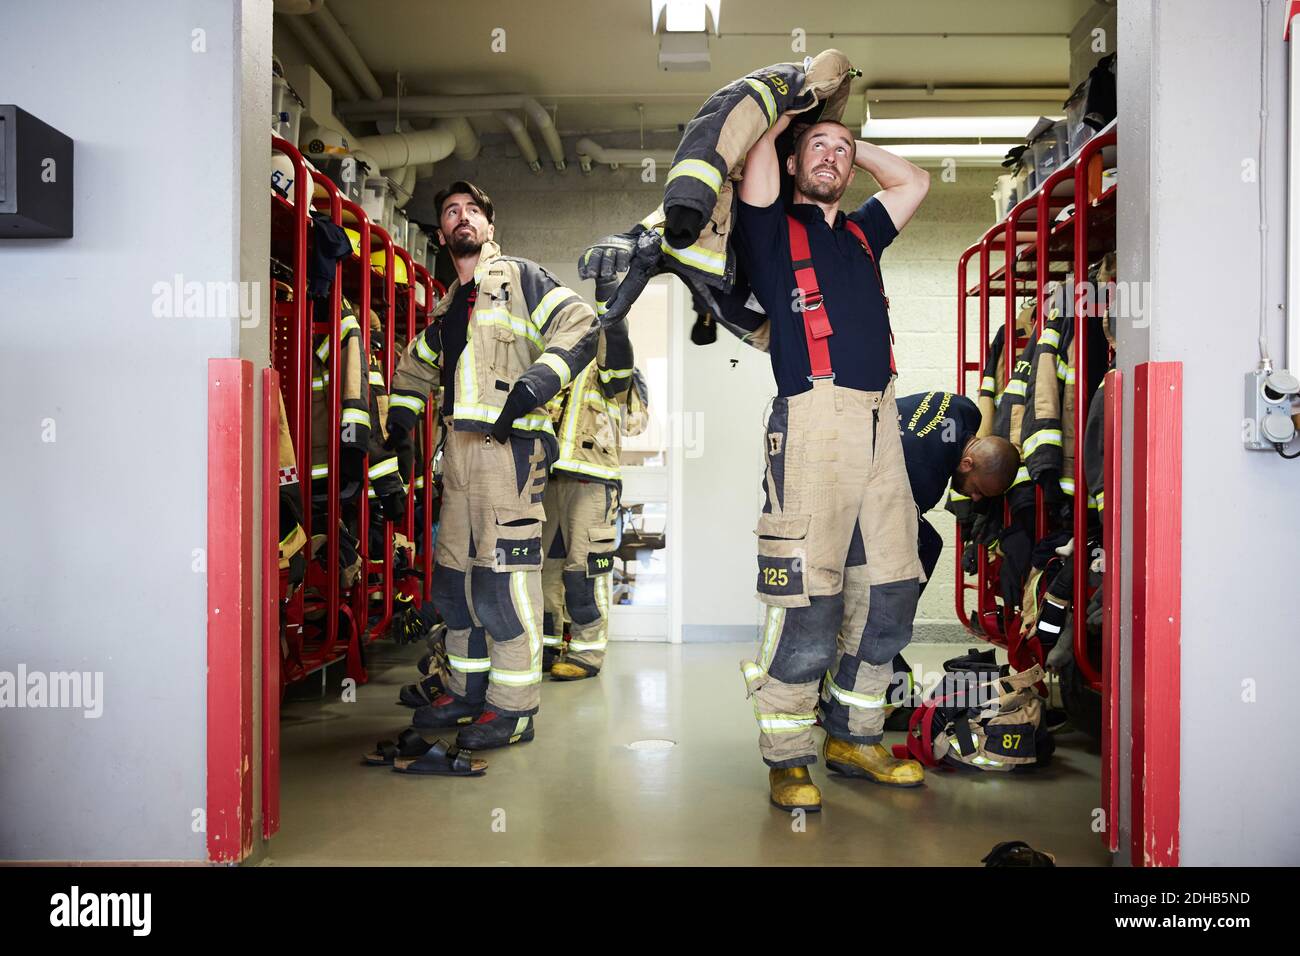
(411, 264, 446, 604)
(269, 136, 440, 692)
(954, 122, 1117, 689)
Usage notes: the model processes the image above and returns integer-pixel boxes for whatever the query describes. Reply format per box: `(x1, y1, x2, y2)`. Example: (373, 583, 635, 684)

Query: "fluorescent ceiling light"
(651, 0, 721, 33)
(862, 115, 1054, 139)
(885, 143, 1013, 161)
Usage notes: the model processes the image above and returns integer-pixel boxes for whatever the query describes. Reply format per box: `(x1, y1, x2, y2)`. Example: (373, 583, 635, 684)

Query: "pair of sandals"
(362, 728, 487, 776)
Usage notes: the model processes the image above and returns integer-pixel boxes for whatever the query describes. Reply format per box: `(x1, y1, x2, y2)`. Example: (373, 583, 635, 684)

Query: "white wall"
(0, 0, 270, 861)
(1120, 0, 1300, 866)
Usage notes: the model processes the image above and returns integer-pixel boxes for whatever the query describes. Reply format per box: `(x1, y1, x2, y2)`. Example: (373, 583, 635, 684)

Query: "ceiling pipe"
(310, 1, 384, 100)
(444, 116, 481, 161)
(392, 164, 418, 208)
(356, 123, 457, 171)
(374, 116, 479, 165)
(494, 111, 542, 173)
(575, 137, 675, 174)
(277, 12, 361, 102)
(339, 95, 566, 170)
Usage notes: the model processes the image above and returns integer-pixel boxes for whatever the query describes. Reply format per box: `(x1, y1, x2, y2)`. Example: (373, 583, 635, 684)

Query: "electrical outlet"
(1244, 370, 1299, 449)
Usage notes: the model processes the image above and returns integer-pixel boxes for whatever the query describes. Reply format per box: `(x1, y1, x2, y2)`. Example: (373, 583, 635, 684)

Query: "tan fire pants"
(741, 380, 923, 768)
(430, 429, 551, 717)
(541, 473, 619, 672)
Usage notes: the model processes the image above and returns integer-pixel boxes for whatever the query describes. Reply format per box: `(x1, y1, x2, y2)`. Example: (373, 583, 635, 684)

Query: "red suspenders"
(787, 213, 896, 379)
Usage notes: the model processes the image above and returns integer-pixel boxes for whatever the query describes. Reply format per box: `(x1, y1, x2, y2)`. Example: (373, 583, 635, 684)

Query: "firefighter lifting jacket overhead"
(584, 50, 860, 325)
(540, 310, 639, 682)
(384, 180, 598, 754)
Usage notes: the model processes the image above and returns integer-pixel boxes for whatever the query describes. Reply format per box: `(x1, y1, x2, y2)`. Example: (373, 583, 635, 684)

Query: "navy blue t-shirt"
(896, 391, 981, 513)
(733, 195, 898, 396)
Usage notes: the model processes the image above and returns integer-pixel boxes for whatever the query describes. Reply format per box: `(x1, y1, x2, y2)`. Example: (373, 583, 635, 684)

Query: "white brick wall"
(411, 138, 999, 641)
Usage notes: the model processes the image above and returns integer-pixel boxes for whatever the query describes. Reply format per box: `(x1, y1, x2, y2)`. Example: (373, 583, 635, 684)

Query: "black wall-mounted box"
(0, 106, 74, 238)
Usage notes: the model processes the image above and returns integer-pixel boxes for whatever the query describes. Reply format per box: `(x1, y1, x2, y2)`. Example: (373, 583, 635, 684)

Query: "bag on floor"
(900, 665, 1053, 772)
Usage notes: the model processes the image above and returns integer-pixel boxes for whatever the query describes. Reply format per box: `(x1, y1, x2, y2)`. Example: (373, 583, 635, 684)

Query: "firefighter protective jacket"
(552, 318, 636, 485)
(309, 304, 366, 474)
(1019, 299, 1076, 499)
(621, 368, 651, 438)
(644, 49, 859, 291)
(363, 350, 406, 502)
(276, 383, 307, 570)
(387, 240, 599, 443)
(308, 303, 404, 501)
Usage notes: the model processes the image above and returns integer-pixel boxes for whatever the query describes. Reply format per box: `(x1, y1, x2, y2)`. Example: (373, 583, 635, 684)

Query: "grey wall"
(0, 0, 270, 861)
(1120, 0, 1300, 865)
(408, 144, 997, 642)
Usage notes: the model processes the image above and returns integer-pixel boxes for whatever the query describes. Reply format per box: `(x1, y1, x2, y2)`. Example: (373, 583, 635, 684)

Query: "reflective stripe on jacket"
(387, 241, 599, 439)
(653, 49, 859, 291)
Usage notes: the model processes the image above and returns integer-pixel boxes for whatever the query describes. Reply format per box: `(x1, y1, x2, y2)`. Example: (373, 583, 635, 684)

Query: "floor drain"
(627, 738, 676, 751)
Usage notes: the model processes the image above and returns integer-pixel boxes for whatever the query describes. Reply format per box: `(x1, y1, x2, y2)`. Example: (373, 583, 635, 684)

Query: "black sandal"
(362, 728, 433, 766)
(392, 739, 488, 776)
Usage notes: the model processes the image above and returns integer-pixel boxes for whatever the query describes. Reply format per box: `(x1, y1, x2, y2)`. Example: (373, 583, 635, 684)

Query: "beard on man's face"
(446, 222, 483, 257)
(795, 161, 849, 204)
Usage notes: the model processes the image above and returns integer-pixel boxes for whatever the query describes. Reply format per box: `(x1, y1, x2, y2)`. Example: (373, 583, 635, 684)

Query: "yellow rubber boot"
(768, 766, 822, 811)
(550, 660, 598, 681)
(823, 736, 924, 788)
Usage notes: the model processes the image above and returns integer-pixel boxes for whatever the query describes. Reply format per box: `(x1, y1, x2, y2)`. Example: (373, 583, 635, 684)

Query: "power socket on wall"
(1243, 369, 1299, 450)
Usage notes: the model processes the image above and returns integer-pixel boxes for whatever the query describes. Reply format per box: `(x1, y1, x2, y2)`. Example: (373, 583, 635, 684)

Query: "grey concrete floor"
(266, 640, 1112, 866)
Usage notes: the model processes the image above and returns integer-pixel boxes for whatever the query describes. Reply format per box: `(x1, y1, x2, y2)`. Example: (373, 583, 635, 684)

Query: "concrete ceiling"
(297, 0, 1103, 136)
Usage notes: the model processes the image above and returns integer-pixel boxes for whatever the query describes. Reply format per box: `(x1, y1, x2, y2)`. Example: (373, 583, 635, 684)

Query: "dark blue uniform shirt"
(896, 391, 981, 513)
(734, 195, 897, 396)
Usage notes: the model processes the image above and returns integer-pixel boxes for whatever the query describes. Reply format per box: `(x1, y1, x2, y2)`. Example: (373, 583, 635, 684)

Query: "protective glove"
(340, 447, 366, 486)
(384, 422, 409, 452)
(378, 490, 406, 525)
(490, 381, 540, 443)
(579, 228, 640, 283)
(395, 442, 414, 487)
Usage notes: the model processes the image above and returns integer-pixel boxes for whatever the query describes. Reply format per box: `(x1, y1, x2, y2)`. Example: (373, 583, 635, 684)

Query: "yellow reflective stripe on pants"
(823, 675, 888, 709)
(342, 408, 369, 427)
(311, 464, 329, 479)
(552, 458, 621, 481)
(448, 654, 491, 673)
(758, 606, 784, 671)
(756, 713, 816, 733)
(542, 635, 564, 647)
(484, 570, 542, 688)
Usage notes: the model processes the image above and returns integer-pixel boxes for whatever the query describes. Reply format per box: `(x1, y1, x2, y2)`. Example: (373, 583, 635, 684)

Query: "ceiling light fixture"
(862, 115, 1057, 140)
